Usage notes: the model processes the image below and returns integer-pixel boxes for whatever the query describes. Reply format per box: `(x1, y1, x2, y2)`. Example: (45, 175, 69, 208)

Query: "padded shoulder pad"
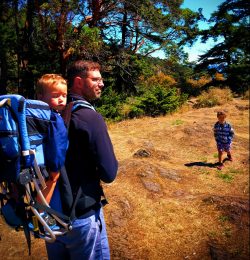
(72, 100, 96, 112)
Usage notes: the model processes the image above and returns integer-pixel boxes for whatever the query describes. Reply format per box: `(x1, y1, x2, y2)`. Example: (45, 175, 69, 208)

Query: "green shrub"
(96, 82, 188, 121)
(120, 97, 144, 118)
(96, 86, 123, 121)
(121, 86, 187, 118)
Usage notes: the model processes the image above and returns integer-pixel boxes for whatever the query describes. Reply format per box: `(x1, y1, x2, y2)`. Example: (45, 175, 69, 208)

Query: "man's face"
(80, 70, 104, 101)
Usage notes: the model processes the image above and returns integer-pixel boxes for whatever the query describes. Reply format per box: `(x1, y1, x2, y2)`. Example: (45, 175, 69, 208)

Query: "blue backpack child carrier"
(0, 94, 72, 254)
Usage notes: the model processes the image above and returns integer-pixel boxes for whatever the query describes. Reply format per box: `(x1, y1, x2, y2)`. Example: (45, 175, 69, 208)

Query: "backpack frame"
(0, 95, 71, 254)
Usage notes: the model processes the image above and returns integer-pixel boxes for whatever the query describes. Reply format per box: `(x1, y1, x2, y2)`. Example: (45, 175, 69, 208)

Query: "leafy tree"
(72, 0, 201, 93)
(196, 0, 250, 94)
(0, 0, 36, 96)
(1, 0, 202, 105)
(0, 1, 18, 94)
(33, 0, 94, 75)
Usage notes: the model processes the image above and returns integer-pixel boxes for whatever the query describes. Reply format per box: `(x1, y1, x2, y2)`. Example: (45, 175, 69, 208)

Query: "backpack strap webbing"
(61, 102, 74, 130)
(62, 100, 95, 130)
(32, 202, 71, 222)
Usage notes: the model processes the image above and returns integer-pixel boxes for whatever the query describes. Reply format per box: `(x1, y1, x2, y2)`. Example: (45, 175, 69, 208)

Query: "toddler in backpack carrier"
(0, 93, 70, 253)
(36, 74, 68, 205)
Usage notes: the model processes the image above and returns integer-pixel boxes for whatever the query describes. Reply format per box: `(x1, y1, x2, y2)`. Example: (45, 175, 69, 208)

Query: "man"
(45, 60, 118, 260)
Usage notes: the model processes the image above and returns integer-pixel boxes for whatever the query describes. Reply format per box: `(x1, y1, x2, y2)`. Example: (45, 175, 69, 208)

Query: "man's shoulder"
(73, 105, 99, 117)
(67, 95, 105, 124)
(72, 106, 105, 126)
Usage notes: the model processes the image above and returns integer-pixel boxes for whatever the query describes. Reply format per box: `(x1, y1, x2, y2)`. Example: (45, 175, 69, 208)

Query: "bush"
(143, 72, 177, 89)
(120, 97, 144, 118)
(194, 87, 233, 108)
(96, 73, 188, 121)
(184, 75, 212, 96)
(95, 86, 123, 121)
(121, 86, 187, 118)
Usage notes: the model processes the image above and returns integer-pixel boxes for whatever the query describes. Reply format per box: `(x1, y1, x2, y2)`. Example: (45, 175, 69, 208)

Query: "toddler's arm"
(229, 124, 235, 140)
(213, 123, 219, 142)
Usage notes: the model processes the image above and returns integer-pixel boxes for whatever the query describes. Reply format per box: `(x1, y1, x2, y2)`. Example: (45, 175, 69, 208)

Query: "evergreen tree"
(196, 0, 250, 94)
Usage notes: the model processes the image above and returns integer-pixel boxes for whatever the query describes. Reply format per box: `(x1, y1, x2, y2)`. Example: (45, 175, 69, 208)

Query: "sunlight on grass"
(217, 172, 234, 182)
(199, 156, 208, 162)
(208, 230, 217, 239)
(199, 169, 210, 175)
(213, 153, 218, 158)
(218, 215, 230, 223)
(228, 168, 241, 174)
(171, 119, 184, 125)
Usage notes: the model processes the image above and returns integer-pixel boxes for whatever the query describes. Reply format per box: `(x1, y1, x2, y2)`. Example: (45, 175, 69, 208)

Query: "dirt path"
(0, 98, 249, 259)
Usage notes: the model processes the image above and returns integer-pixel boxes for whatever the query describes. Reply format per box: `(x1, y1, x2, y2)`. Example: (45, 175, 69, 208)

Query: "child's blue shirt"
(213, 121, 234, 144)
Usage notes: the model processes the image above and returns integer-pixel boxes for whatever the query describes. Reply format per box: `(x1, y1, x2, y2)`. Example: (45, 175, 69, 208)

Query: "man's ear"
(71, 77, 83, 94)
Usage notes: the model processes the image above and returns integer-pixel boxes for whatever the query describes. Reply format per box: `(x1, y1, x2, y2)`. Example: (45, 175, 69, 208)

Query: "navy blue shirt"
(65, 94, 118, 217)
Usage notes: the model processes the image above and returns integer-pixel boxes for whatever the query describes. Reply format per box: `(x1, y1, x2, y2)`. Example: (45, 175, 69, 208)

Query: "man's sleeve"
(91, 113, 118, 183)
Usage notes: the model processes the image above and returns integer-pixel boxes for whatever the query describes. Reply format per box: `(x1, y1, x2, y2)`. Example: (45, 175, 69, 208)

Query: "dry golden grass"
(0, 98, 249, 259)
(195, 88, 233, 108)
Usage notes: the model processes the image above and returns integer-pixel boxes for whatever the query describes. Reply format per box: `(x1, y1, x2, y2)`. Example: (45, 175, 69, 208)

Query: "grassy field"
(0, 98, 249, 259)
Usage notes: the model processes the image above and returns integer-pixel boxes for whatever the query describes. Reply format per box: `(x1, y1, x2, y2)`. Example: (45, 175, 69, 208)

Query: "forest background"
(0, 0, 249, 120)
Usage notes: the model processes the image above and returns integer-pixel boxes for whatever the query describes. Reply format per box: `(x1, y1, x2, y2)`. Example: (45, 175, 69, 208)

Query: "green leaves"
(127, 86, 185, 117)
(196, 0, 249, 94)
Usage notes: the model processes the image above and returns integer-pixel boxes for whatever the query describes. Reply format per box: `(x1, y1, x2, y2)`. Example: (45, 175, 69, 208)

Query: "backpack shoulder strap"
(72, 100, 96, 112)
(62, 100, 95, 129)
(61, 102, 74, 130)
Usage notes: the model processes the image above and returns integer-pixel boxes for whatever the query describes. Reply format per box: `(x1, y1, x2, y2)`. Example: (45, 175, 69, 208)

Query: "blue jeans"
(45, 208, 110, 260)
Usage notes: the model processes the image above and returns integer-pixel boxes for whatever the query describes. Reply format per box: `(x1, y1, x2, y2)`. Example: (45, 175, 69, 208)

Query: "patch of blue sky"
(151, 0, 225, 62)
(181, 0, 225, 62)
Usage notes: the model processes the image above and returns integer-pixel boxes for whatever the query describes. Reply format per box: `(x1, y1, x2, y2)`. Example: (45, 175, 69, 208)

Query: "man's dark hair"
(67, 60, 101, 88)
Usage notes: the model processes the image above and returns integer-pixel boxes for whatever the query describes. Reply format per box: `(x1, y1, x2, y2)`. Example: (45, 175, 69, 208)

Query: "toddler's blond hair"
(36, 74, 67, 96)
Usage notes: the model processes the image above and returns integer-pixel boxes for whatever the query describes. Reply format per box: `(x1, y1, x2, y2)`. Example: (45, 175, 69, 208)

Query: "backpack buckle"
(19, 168, 33, 185)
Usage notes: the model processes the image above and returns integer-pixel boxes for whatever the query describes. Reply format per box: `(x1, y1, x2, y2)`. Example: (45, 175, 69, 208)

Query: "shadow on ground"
(185, 161, 218, 168)
(185, 158, 232, 168)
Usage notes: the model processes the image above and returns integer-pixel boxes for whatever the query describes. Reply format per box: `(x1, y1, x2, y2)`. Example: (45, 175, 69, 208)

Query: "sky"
(181, 0, 225, 62)
(151, 0, 225, 62)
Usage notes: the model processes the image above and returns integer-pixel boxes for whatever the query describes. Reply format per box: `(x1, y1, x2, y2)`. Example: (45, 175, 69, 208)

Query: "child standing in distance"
(36, 74, 67, 203)
(214, 111, 235, 170)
